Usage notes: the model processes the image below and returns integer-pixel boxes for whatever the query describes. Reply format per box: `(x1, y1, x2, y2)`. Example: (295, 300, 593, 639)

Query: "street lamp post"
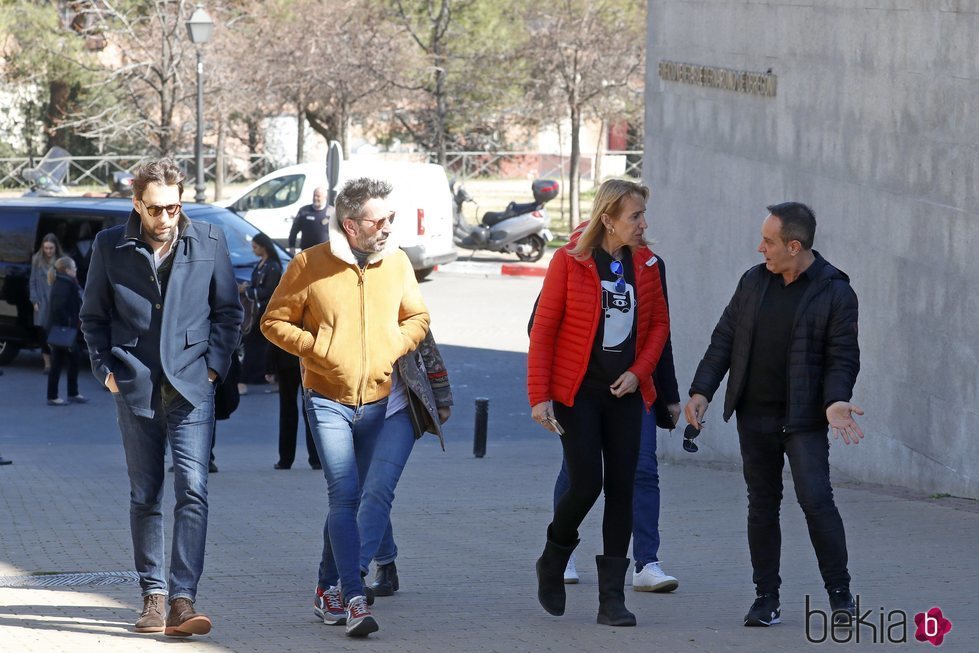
(186, 4, 214, 203)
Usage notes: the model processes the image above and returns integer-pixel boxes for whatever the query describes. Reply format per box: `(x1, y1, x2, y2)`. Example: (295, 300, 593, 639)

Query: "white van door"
(229, 172, 312, 241)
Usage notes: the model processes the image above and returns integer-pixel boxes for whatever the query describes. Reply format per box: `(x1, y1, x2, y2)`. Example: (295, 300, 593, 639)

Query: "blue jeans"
(306, 391, 387, 604)
(554, 408, 660, 570)
(114, 381, 215, 601)
(358, 408, 415, 574)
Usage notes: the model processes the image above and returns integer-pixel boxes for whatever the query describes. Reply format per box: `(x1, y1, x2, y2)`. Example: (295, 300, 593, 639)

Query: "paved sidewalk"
(2, 391, 977, 651)
(1, 272, 977, 652)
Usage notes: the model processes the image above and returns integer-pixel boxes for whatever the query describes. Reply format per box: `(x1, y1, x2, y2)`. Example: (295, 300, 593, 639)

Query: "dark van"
(0, 197, 288, 365)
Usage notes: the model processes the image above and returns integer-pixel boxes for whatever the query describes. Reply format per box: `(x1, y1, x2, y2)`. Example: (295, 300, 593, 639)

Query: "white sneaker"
(563, 552, 579, 584)
(632, 561, 679, 592)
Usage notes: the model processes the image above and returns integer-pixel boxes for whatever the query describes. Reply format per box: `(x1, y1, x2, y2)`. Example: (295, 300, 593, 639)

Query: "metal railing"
(0, 153, 279, 189)
(435, 150, 643, 181)
(0, 150, 643, 190)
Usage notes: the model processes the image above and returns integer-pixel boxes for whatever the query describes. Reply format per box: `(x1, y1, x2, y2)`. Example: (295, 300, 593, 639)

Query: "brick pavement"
(2, 395, 978, 652)
(2, 272, 978, 651)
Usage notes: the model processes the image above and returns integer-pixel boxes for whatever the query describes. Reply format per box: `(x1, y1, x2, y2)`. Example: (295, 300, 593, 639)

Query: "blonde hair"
(568, 179, 649, 260)
(47, 256, 76, 285)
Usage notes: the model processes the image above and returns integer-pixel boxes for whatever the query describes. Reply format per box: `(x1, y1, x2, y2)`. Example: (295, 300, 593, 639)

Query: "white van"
(221, 159, 458, 278)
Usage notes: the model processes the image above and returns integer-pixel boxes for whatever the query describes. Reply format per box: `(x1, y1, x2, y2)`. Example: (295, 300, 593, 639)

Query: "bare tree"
(386, 0, 525, 164)
(524, 0, 645, 226)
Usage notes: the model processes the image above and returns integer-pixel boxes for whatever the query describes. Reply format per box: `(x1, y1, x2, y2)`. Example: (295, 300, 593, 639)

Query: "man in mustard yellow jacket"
(262, 177, 429, 638)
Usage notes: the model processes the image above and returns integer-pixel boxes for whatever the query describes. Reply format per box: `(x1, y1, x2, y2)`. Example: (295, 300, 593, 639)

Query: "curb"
(435, 257, 550, 278)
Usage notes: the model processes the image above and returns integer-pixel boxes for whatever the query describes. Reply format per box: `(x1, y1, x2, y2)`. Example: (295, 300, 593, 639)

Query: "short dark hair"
(133, 158, 184, 200)
(336, 177, 393, 222)
(766, 202, 816, 249)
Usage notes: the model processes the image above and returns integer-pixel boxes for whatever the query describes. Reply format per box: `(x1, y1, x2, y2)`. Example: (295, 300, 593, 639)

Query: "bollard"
(473, 397, 489, 458)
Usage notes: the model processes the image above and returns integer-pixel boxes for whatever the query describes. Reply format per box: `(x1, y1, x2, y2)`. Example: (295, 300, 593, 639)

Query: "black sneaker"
(829, 588, 856, 626)
(744, 593, 781, 627)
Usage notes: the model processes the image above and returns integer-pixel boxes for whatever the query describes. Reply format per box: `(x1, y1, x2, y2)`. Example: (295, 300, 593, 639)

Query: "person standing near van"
(80, 159, 242, 638)
(288, 186, 330, 251)
(45, 257, 86, 406)
(30, 233, 63, 373)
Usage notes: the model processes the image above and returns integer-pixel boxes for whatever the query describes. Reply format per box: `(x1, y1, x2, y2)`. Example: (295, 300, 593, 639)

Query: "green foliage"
(0, 0, 107, 155)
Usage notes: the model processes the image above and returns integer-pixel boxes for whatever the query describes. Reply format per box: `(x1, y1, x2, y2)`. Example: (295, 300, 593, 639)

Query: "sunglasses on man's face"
(682, 421, 705, 453)
(139, 200, 181, 218)
(355, 212, 396, 230)
(609, 259, 626, 293)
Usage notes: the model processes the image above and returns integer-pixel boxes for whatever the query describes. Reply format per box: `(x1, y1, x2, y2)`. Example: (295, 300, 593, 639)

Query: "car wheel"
(0, 339, 20, 366)
(415, 267, 435, 281)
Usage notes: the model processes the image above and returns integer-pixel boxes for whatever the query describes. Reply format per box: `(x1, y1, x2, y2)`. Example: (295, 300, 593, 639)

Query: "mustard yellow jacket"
(260, 219, 429, 406)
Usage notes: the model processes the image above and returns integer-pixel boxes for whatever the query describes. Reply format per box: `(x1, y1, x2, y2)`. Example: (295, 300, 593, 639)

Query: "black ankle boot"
(536, 526, 579, 616)
(360, 571, 375, 605)
(371, 561, 399, 597)
(596, 555, 636, 626)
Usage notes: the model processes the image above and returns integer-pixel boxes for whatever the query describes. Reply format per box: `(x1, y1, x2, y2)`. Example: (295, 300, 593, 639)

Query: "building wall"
(643, 0, 979, 497)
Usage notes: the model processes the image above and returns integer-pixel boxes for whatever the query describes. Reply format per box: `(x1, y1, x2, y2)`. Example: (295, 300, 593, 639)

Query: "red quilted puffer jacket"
(527, 239, 670, 410)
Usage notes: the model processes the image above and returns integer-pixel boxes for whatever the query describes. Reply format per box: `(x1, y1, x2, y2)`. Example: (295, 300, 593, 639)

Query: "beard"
(356, 232, 387, 253)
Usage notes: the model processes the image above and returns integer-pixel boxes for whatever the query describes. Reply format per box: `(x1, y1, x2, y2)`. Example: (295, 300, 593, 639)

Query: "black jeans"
(737, 414, 851, 595)
(47, 345, 79, 400)
(277, 365, 319, 467)
(551, 386, 642, 557)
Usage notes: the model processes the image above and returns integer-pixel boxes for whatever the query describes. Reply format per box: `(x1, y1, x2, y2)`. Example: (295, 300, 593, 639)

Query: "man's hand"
(105, 373, 119, 394)
(667, 403, 681, 429)
(531, 401, 558, 434)
(827, 401, 864, 445)
(437, 406, 451, 424)
(208, 368, 218, 383)
(684, 394, 709, 430)
(610, 371, 639, 397)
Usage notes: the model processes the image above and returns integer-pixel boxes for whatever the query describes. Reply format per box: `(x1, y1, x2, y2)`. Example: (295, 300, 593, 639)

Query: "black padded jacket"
(689, 252, 859, 432)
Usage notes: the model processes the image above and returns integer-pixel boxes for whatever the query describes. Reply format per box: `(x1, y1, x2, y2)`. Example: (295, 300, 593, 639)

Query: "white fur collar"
(328, 206, 401, 266)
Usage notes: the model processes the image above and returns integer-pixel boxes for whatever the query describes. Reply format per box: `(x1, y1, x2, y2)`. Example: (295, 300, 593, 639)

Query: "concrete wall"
(643, 0, 979, 497)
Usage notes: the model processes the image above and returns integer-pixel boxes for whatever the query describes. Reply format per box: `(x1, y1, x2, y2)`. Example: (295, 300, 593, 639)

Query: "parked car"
(219, 159, 458, 279)
(0, 197, 289, 366)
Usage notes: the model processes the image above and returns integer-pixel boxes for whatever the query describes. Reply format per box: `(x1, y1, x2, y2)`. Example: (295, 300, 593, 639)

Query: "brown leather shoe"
(134, 593, 166, 633)
(164, 597, 212, 637)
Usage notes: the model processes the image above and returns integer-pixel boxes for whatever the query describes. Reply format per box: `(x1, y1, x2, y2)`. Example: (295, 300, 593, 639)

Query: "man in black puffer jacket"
(683, 202, 863, 630)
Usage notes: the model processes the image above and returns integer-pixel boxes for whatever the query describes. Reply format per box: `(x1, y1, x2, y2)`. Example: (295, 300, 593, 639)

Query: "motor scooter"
(452, 178, 559, 262)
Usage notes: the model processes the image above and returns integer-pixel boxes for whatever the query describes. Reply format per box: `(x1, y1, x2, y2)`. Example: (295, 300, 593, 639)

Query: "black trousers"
(47, 345, 79, 400)
(277, 365, 319, 468)
(551, 386, 642, 557)
(736, 413, 851, 595)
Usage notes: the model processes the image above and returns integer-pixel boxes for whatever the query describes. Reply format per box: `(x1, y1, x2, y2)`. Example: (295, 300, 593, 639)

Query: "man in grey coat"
(80, 159, 242, 637)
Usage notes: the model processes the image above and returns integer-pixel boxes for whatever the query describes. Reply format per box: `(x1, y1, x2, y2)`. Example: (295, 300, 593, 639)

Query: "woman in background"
(239, 233, 282, 394)
(30, 233, 63, 373)
(45, 257, 86, 406)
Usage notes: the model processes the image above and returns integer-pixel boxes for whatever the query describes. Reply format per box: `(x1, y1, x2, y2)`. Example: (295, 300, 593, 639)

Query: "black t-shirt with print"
(583, 247, 637, 390)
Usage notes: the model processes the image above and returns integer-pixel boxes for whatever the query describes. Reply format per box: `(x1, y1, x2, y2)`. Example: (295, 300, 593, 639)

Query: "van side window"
(0, 210, 39, 264)
(238, 174, 305, 210)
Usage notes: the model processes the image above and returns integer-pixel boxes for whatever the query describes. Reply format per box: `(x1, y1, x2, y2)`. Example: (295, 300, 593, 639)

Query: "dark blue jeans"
(736, 413, 851, 595)
(358, 407, 415, 574)
(114, 381, 215, 601)
(555, 407, 661, 571)
(306, 391, 386, 604)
